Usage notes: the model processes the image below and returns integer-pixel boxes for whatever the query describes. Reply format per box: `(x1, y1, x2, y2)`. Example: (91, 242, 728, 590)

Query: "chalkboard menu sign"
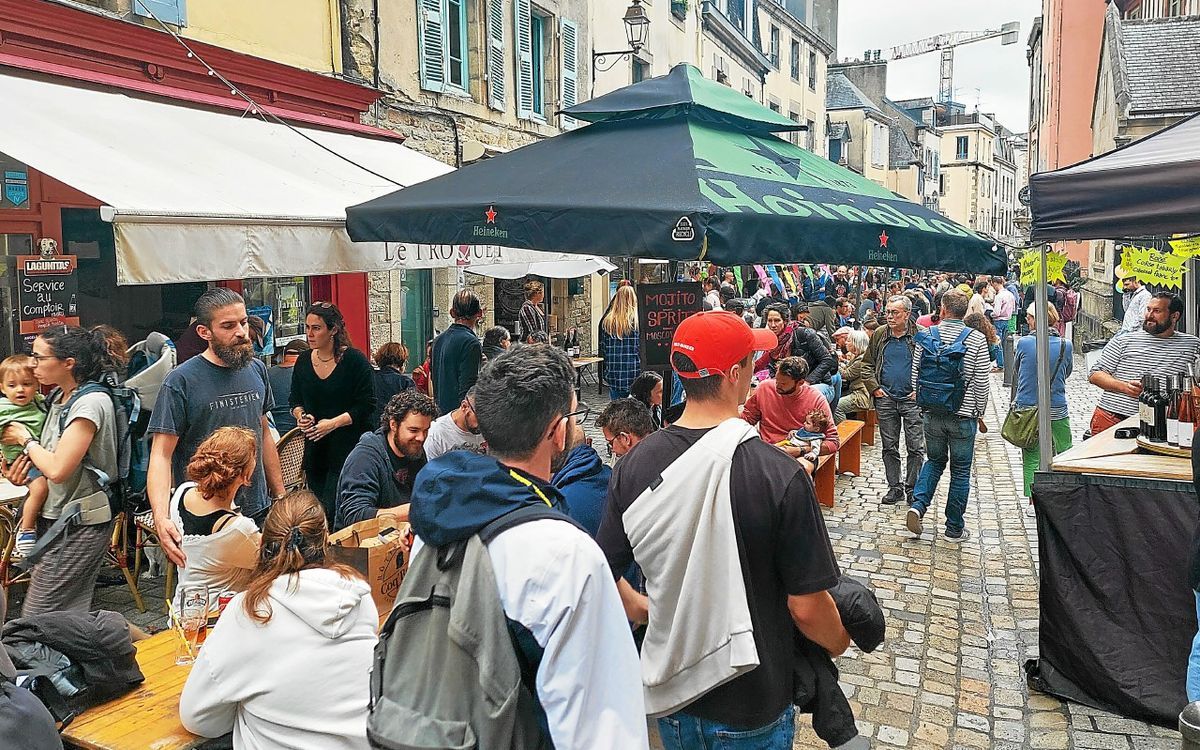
(637, 282, 703, 369)
(18, 254, 80, 336)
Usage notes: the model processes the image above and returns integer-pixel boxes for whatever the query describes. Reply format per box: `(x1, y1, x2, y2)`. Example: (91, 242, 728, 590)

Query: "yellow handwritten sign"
(1019, 251, 1067, 285)
(1169, 236, 1200, 257)
(1123, 245, 1187, 289)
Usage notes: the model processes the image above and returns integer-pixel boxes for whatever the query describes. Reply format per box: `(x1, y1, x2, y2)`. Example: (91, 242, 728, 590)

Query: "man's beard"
(214, 339, 254, 369)
(1144, 319, 1171, 335)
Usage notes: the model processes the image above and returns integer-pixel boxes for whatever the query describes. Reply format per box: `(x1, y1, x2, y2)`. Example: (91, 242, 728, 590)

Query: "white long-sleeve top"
(179, 567, 379, 750)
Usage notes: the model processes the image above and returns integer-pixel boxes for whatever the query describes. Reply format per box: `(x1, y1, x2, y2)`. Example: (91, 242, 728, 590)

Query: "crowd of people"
(7, 257, 1196, 750)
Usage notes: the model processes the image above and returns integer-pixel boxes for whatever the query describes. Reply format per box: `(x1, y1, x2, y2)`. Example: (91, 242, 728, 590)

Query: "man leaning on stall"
(1089, 292, 1200, 436)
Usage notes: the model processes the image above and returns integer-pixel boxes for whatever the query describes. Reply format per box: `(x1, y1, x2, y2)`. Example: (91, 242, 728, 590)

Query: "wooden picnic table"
(1050, 416, 1192, 483)
(63, 609, 396, 749)
(62, 629, 201, 750)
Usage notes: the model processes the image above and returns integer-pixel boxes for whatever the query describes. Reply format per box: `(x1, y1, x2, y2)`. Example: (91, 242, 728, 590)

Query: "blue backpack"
(914, 325, 973, 414)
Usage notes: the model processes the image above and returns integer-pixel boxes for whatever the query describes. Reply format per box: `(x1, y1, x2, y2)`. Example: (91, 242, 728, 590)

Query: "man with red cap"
(597, 311, 848, 749)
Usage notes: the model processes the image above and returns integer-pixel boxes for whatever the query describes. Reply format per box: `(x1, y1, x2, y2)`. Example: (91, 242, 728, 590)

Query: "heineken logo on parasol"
(473, 205, 508, 239)
(672, 217, 696, 242)
(698, 177, 980, 241)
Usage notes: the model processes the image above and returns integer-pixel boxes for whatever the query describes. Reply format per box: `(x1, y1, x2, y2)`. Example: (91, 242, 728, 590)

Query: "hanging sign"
(1122, 246, 1187, 289)
(637, 282, 703, 370)
(17, 254, 79, 335)
(1169, 237, 1200, 258)
(1018, 251, 1067, 286)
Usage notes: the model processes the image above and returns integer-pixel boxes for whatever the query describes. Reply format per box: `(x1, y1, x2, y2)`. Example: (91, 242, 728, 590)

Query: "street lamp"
(592, 0, 651, 79)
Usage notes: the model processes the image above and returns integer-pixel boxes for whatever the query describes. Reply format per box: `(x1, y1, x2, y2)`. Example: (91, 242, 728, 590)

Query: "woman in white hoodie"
(180, 491, 378, 750)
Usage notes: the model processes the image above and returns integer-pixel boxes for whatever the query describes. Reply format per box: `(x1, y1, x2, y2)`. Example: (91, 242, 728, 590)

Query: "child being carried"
(0, 356, 49, 558)
(783, 409, 832, 464)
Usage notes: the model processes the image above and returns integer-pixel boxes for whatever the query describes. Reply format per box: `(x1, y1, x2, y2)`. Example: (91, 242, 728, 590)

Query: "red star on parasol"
(879, 231, 889, 248)
(485, 206, 497, 224)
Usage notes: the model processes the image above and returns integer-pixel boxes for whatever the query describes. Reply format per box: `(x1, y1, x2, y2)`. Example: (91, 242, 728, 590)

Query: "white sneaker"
(1024, 504, 1037, 518)
(13, 529, 36, 558)
(944, 528, 971, 544)
(906, 508, 924, 537)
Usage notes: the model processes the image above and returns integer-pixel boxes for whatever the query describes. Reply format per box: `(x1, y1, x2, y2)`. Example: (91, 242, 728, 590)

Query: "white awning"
(0, 71, 602, 284)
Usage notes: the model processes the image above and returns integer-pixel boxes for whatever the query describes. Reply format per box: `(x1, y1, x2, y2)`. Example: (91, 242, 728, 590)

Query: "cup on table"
(175, 584, 209, 666)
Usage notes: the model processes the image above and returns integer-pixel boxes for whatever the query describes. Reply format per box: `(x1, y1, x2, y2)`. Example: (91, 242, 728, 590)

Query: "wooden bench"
(813, 420, 865, 507)
(847, 408, 877, 446)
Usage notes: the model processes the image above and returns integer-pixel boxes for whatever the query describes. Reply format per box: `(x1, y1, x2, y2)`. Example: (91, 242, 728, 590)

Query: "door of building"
(401, 270, 432, 368)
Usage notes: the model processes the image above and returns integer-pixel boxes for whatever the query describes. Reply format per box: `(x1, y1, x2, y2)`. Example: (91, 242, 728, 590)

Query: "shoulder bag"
(1001, 339, 1067, 449)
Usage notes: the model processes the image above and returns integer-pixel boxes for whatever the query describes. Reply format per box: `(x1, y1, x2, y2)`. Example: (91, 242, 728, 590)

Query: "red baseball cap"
(671, 311, 778, 379)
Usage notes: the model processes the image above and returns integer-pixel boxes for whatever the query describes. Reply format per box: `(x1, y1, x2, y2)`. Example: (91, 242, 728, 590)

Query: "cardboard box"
(328, 518, 410, 615)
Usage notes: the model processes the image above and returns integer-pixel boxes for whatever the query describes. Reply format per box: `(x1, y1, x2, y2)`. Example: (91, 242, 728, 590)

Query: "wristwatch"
(21, 437, 39, 454)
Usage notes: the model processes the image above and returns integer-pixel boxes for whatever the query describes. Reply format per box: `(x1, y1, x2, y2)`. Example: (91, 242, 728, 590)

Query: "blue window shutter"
(513, 0, 534, 119)
(133, 0, 186, 26)
(486, 0, 507, 110)
(418, 0, 447, 93)
(559, 19, 579, 129)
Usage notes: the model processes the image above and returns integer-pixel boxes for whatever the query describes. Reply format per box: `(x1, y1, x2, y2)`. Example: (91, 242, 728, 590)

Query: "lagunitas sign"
(18, 254, 79, 335)
(637, 282, 703, 370)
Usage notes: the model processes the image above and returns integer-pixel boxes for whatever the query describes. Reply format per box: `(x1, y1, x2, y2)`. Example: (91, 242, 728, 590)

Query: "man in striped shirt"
(906, 289, 991, 543)
(1089, 292, 1199, 435)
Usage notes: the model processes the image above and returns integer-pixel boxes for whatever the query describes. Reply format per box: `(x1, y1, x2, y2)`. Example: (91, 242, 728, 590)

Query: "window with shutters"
(134, 0, 186, 26)
(632, 58, 649, 83)
(486, 0, 506, 110)
(530, 13, 547, 119)
(790, 40, 800, 81)
(513, 0, 535, 118)
(956, 135, 969, 160)
(559, 18, 580, 128)
(769, 26, 780, 69)
(807, 51, 816, 90)
(806, 119, 815, 151)
(418, 0, 470, 95)
(788, 111, 800, 146)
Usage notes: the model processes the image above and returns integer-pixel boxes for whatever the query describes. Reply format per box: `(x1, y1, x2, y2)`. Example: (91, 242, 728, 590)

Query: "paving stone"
(1072, 730, 1133, 749)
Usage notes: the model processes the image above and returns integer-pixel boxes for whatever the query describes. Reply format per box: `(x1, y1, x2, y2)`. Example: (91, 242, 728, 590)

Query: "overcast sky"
(836, 0, 1042, 132)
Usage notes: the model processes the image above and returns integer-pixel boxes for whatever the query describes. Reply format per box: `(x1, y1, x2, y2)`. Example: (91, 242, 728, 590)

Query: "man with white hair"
(860, 295, 926, 506)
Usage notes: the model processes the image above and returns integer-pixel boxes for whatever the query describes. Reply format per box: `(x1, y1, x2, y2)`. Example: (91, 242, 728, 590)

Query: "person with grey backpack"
(368, 344, 646, 750)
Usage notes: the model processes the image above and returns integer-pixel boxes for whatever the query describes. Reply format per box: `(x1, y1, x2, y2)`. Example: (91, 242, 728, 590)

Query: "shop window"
(244, 277, 310, 359)
(133, 0, 186, 27)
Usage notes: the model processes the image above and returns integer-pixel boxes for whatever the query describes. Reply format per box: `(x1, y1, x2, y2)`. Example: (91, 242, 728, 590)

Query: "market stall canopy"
(348, 64, 1005, 275)
(1029, 112, 1200, 242)
(0, 71, 596, 284)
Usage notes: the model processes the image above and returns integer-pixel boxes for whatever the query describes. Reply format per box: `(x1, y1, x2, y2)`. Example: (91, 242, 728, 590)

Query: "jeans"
(1189, 591, 1200, 701)
(994, 320, 1009, 368)
(910, 412, 977, 536)
(876, 394, 926, 495)
(813, 374, 841, 408)
(658, 704, 795, 750)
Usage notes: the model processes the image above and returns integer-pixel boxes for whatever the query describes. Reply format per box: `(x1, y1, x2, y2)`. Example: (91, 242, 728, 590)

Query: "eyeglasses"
(604, 432, 629, 450)
(28, 354, 59, 363)
(562, 403, 590, 426)
(883, 309, 907, 317)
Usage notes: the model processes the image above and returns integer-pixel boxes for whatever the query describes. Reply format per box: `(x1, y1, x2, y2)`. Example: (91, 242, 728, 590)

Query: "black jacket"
(793, 576, 886, 748)
(790, 326, 838, 385)
(335, 428, 426, 531)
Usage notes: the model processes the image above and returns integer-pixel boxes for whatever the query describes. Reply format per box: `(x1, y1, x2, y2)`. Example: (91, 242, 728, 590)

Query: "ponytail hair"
(186, 427, 257, 498)
(241, 491, 361, 625)
(39, 325, 117, 385)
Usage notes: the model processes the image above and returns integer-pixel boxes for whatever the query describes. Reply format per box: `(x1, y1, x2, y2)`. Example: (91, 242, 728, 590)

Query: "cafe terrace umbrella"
(347, 64, 1005, 275)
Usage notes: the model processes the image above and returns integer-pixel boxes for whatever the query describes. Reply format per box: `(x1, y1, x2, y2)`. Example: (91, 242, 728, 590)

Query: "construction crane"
(865, 23, 1021, 104)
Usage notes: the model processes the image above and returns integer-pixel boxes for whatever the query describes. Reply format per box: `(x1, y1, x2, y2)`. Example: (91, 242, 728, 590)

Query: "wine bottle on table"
(1167, 374, 1181, 447)
(1152, 376, 1170, 443)
(1138, 373, 1151, 438)
(1181, 376, 1195, 451)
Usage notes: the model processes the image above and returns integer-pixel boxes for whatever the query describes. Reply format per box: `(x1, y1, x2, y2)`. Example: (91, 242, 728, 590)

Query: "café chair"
(132, 510, 176, 611)
(276, 428, 307, 493)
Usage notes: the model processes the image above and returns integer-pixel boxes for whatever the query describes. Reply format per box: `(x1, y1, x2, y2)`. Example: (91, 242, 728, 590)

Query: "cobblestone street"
(56, 359, 1187, 749)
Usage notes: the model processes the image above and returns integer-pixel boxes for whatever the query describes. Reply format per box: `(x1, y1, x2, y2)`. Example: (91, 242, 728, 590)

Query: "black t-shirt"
(597, 425, 840, 729)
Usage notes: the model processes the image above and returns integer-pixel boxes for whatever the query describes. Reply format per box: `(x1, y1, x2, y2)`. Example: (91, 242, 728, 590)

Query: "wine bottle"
(1152, 376, 1169, 443)
(1181, 376, 1195, 450)
(1167, 375, 1181, 447)
(1138, 373, 1151, 438)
